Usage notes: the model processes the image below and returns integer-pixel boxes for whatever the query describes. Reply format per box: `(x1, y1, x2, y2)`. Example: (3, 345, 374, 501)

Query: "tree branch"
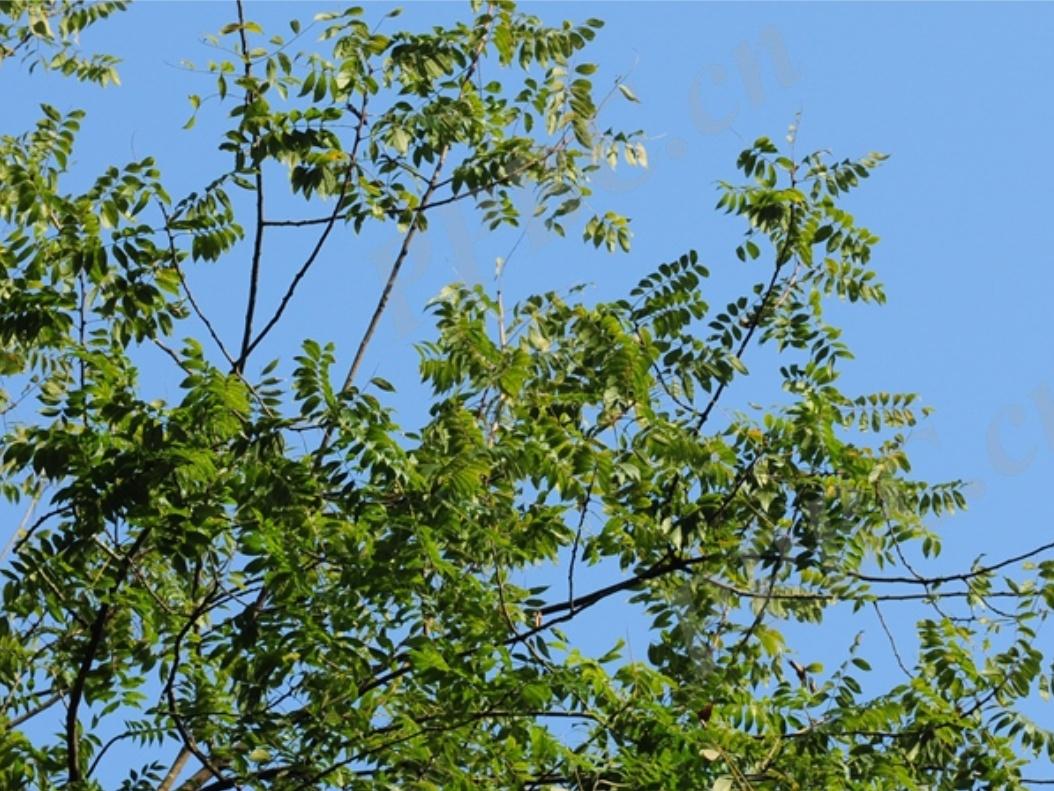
(693, 196, 797, 435)
(241, 82, 373, 362)
(234, 0, 265, 373)
(342, 151, 447, 393)
(6, 689, 64, 729)
(158, 747, 193, 791)
(850, 538, 1054, 587)
(163, 584, 231, 789)
(332, 7, 495, 400)
(158, 201, 237, 368)
(873, 601, 912, 678)
(65, 526, 151, 784)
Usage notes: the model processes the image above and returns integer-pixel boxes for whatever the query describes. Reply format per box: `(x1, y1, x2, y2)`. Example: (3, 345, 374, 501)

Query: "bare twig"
(332, 8, 494, 401)
(851, 538, 1054, 588)
(732, 555, 782, 655)
(693, 199, 797, 435)
(568, 471, 597, 613)
(872, 601, 912, 678)
(158, 201, 237, 368)
(0, 498, 56, 564)
(339, 150, 447, 399)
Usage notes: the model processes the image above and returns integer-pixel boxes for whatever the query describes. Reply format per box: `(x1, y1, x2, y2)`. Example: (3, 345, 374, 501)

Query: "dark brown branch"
(177, 764, 238, 791)
(539, 452, 760, 621)
(187, 766, 297, 791)
(261, 216, 332, 227)
(2, 505, 69, 564)
(0, 30, 32, 63)
(257, 68, 619, 230)
(567, 471, 596, 613)
(732, 556, 782, 654)
(257, 139, 563, 229)
(355, 549, 724, 700)
(193, 709, 599, 791)
(415, 141, 566, 213)
(243, 559, 1038, 771)
(354, 457, 760, 713)
(235, 0, 265, 373)
(850, 538, 1054, 587)
(384, 566, 1032, 706)
(422, 49, 644, 204)
(693, 199, 797, 435)
(872, 602, 912, 678)
(65, 526, 151, 783)
(242, 83, 373, 362)
(87, 725, 164, 778)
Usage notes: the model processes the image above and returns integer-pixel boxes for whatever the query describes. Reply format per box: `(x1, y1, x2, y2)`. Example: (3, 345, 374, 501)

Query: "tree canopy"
(2, 2, 1054, 790)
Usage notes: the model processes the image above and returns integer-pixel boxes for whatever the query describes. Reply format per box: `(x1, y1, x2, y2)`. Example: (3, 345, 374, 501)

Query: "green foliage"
(0, 0, 125, 85)
(1, 4, 1053, 791)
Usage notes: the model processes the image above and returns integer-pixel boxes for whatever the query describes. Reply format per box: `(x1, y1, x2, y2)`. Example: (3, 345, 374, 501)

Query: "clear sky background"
(5, 0, 1054, 784)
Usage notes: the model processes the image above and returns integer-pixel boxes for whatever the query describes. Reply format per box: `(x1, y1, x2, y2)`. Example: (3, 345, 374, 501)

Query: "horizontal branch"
(850, 538, 1054, 587)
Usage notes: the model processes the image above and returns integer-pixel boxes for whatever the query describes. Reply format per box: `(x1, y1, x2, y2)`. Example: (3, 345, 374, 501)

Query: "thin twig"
(568, 471, 596, 613)
(693, 197, 797, 435)
(851, 538, 1054, 588)
(0, 497, 53, 564)
(158, 201, 237, 368)
(872, 601, 912, 678)
(732, 555, 782, 655)
(339, 151, 447, 398)
(164, 583, 231, 789)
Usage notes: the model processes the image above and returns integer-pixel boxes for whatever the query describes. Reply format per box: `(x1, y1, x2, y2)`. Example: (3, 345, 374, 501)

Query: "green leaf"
(391, 127, 411, 155)
(617, 83, 640, 103)
(410, 645, 450, 673)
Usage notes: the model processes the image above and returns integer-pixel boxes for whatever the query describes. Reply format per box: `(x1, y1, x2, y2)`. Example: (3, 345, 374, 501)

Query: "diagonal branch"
(873, 601, 912, 678)
(340, 149, 448, 396)
(158, 201, 237, 368)
(693, 197, 798, 435)
(332, 6, 496, 401)
(6, 689, 64, 730)
(158, 747, 193, 791)
(567, 470, 597, 613)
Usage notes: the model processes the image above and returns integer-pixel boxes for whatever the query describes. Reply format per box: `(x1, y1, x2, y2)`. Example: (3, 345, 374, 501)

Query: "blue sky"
(5, 0, 1054, 784)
